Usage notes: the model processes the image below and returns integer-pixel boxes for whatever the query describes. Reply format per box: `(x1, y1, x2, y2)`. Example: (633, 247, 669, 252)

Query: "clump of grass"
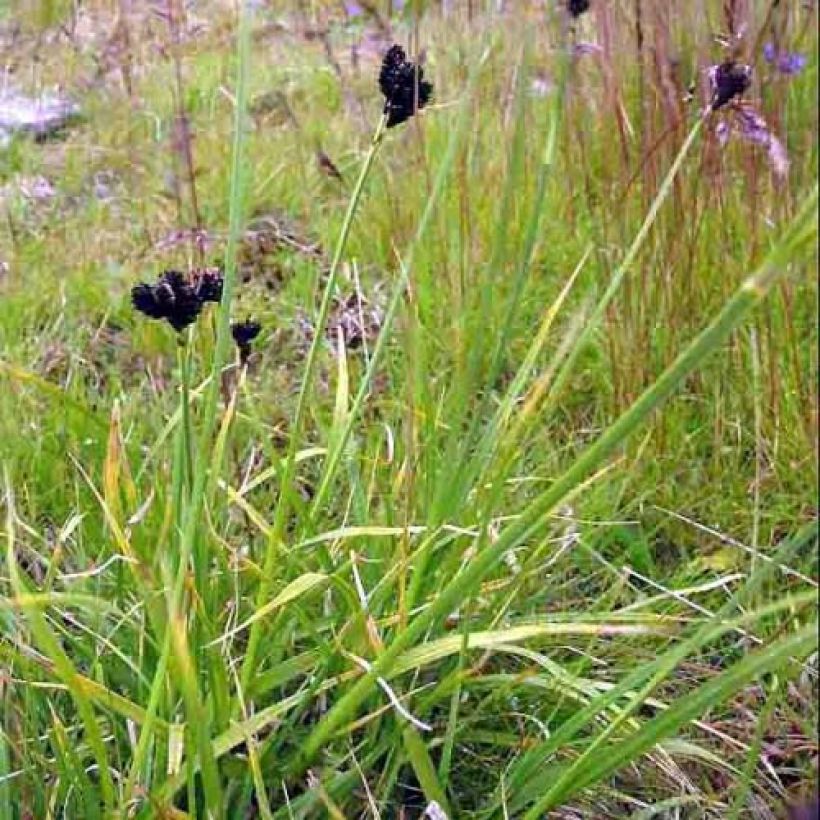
(0, 1, 817, 818)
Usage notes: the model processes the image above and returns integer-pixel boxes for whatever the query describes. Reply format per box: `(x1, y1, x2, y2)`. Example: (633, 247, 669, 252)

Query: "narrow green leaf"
(402, 725, 451, 815)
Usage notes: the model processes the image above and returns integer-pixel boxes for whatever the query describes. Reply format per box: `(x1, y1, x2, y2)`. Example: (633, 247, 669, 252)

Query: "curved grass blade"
(287, 185, 817, 779)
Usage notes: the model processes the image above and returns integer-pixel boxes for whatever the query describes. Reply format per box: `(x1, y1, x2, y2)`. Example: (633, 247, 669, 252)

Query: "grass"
(0, 1, 817, 817)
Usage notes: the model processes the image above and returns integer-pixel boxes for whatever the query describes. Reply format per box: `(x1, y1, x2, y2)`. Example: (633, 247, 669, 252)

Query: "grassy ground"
(0, 1, 817, 817)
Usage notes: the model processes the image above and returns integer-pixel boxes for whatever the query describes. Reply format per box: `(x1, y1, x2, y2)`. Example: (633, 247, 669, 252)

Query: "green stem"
(178, 338, 194, 489)
(288, 185, 817, 778)
(305, 37, 494, 524)
(121, 624, 173, 806)
(159, 2, 255, 811)
(238, 114, 387, 695)
(411, 40, 572, 609)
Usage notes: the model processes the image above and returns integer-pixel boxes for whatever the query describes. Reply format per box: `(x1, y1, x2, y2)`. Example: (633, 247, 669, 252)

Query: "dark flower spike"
(709, 60, 752, 110)
(231, 319, 262, 364)
(192, 267, 224, 303)
(131, 269, 204, 333)
(379, 44, 433, 128)
(567, 0, 590, 18)
(131, 283, 167, 320)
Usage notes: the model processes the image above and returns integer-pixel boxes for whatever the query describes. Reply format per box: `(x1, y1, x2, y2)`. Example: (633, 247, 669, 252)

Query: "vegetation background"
(0, 0, 816, 817)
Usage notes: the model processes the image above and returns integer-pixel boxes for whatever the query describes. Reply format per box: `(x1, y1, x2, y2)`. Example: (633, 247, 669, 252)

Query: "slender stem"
(157, 2, 254, 811)
(178, 337, 194, 489)
(166, 0, 203, 262)
(121, 621, 174, 805)
(408, 38, 571, 610)
(305, 36, 493, 523)
(238, 114, 388, 696)
(542, 114, 705, 409)
(173, 0, 251, 615)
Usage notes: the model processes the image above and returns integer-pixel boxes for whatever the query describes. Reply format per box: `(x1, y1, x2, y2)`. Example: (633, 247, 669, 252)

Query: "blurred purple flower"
(714, 104, 789, 179)
(778, 52, 807, 75)
(345, 1, 364, 16)
(763, 43, 808, 76)
(736, 106, 771, 146)
(574, 41, 603, 57)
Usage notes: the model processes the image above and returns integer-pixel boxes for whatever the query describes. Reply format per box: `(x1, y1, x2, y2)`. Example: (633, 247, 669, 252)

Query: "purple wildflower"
(715, 120, 731, 147)
(763, 43, 808, 76)
(737, 107, 789, 177)
(714, 103, 789, 180)
(736, 107, 771, 146)
(344, 1, 363, 16)
(778, 52, 807, 75)
(574, 41, 603, 57)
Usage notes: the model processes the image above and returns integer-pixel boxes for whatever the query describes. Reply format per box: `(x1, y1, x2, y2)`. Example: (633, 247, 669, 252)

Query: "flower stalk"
(238, 111, 389, 696)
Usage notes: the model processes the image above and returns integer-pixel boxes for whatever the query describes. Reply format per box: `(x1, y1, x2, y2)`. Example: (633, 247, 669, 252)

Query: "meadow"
(0, 1, 817, 817)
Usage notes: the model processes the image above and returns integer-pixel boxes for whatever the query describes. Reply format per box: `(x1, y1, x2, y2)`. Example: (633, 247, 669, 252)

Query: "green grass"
(0, 1, 817, 817)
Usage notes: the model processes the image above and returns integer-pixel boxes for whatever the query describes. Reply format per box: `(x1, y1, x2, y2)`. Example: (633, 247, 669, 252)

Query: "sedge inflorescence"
(231, 320, 262, 364)
(567, 0, 590, 18)
(131, 267, 224, 332)
(379, 44, 433, 128)
(708, 60, 752, 110)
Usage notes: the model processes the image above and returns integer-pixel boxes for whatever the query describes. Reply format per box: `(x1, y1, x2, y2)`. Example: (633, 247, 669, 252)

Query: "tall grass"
(0, 1, 817, 817)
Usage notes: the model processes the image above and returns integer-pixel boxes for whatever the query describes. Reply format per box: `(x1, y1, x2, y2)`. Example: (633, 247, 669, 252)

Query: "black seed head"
(131, 283, 165, 319)
(379, 45, 407, 99)
(567, 0, 590, 18)
(231, 319, 262, 364)
(131, 269, 204, 333)
(231, 320, 261, 347)
(379, 44, 433, 128)
(192, 267, 224, 303)
(165, 297, 202, 332)
(710, 61, 752, 110)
